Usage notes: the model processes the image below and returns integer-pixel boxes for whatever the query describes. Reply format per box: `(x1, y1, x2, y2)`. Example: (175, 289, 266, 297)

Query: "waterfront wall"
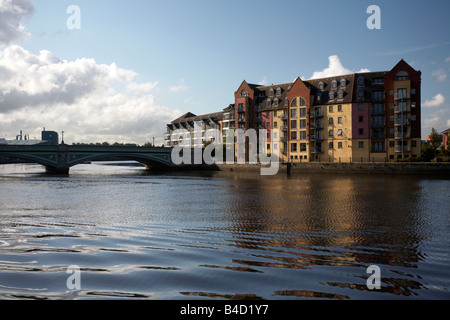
(215, 162, 450, 175)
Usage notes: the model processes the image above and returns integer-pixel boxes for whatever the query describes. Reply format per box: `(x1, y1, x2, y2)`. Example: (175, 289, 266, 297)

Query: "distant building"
(0, 130, 59, 146)
(443, 128, 450, 151)
(165, 59, 422, 163)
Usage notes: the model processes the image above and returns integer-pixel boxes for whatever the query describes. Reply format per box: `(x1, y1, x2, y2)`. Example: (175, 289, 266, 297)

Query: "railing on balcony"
(394, 118, 411, 126)
(237, 118, 245, 124)
(394, 106, 411, 113)
(394, 93, 410, 100)
(395, 133, 410, 139)
(280, 137, 288, 143)
(371, 120, 386, 127)
(310, 111, 323, 118)
(310, 148, 323, 154)
(282, 126, 288, 132)
(310, 123, 323, 130)
(371, 108, 385, 115)
(395, 146, 411, 153)
(310, 134, 323, 142)
(281, 149, 288, 155)
(371, 133, 386, 140)
(280, 114, 288, 120)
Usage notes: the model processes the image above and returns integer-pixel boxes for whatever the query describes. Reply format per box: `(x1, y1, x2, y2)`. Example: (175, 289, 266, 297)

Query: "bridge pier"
(45, 165, 69, 175)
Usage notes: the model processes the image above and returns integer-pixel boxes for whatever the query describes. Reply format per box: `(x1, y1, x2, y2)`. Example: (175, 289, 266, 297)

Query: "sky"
(0, 0, 449, 144)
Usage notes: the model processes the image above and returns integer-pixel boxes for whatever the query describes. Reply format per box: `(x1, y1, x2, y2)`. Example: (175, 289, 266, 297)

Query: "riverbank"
(215, 162, 450, 175)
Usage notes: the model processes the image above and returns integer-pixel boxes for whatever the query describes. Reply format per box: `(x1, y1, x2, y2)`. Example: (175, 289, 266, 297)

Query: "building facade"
(165, 59, 422, 162)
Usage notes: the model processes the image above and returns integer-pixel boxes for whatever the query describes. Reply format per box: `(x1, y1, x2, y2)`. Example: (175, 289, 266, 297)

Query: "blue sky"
(1, 0, 450, 143)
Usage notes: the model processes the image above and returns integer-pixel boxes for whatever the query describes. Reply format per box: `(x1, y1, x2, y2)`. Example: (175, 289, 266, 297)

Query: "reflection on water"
(0, 163, 449, 300)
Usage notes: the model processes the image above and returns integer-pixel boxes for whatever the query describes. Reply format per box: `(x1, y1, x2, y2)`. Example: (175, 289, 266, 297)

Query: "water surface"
(0, 163, 448, 300)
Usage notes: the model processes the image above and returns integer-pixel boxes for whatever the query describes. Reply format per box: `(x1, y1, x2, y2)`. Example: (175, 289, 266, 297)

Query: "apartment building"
(165, 59, 422, 163)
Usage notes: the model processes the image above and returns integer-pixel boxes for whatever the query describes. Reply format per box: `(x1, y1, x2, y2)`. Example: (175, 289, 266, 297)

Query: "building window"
(300, 97, 307, 106)
(359, 104, 364, 111)
(359, 141, 364, 148)
(329, 130, 334, 136)
(412, 140, 417, 148)
(358, 88, 364, 99)
(338, 129, 343, 136)
(291, 120, 297, 129)
(338, 142, 343, 148)
(300, 119, 307, 129)
(269, 88, 275, 97)
(396, 71, 409, 81)
(329, 91, 335, 100)
(329, 118, 333, 124)
(338, 117, 343, 124)
(291, 109, 297, 118)
(274, 122, 278, 128)
(358, 76, 365, 87)
(300, 131, 307, 140)
(291, 98, 298, 107)
(300, 143, 307, 152)
(332, 80, 338, 89)
(389, 141, 395, 148)
(291, 143, 297, 152)
(241, 89, 248, 97)
(373, 78, 384, 85)
(359, 116, 364, 123)
(274, 111, 278, 117)
(329, 142, 334, 149)
(274, 98, 279, 106)
(340, 78, 347, 87)
(276, 87, 282, 96)
(319, 82, 324, 91)
(358, 128, 364, 135)
(291, 131, 297, 140)
(329, 106, 333, 113)
(266, 99, 271, 107)
(338, 105, 343, 112)
(373, 91, 384, 101)
(300, 108, 307, 117)
(267, 122, 270, 129)
(338, 90, 344, 100)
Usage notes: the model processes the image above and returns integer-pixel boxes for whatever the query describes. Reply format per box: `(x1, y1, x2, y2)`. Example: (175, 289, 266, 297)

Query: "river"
(0, 163, 449, 300)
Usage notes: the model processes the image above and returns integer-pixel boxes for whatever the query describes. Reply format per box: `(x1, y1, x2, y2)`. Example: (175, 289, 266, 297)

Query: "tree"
(429, 128, 442, 148)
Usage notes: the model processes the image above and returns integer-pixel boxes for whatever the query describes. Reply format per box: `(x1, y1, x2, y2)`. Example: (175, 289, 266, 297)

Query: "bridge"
(0, 144, 173, 174)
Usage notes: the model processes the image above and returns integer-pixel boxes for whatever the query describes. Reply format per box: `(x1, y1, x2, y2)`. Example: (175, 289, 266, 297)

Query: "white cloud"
(0, 0, 33, 45)
(445, 57, 450, 62)
(423, 94, 445, 108)
(0, 45, 180, 144)
(258, 76, 268, 86)
(310, 55, 370, 79)
(169, 79, 188, 92)
(432, 69, 447, 82)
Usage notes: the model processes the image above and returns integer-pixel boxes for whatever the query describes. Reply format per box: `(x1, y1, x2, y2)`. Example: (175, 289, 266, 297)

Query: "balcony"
(394, 93, 410, 100)
(310, 134, 324, 142)
(237, 107, 245, 113)
(310, 148, 323, 154)
(281, 137, 288, 143)
(310, 123, 323, 130)
(371, 108, 385, 115)
(371, 148, 386, 153)
(395, 132, 410, 140)
(395, 146, 411, 153)
(371, 133, 386, 140)
(310, 111, 323, 118)
(280, 114, 288, 121)
(237, 118, 245, 124)
(253, 117, 262, 123)
(371, 120, 386, 127)
(394, 118, 411, 126)
(394, 106, 411, 113)
(281, 149, 288, 155)
(282, 126, 288, 132)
